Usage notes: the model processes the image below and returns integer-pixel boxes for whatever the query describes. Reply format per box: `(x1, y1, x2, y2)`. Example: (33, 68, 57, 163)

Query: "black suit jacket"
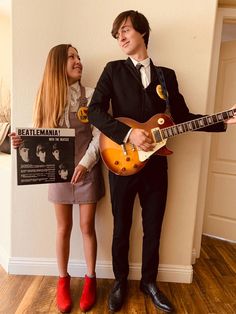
(88, 58, 225, 145)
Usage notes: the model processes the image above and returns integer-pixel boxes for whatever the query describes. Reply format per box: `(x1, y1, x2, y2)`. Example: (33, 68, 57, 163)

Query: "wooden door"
(203, 40, 236, 241)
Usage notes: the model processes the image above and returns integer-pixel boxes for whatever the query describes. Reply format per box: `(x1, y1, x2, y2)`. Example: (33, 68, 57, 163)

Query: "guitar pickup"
(151, 127, 163, 143)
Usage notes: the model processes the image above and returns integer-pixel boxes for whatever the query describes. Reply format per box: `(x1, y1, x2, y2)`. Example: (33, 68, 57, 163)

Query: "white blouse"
(60, 82, 101, 172)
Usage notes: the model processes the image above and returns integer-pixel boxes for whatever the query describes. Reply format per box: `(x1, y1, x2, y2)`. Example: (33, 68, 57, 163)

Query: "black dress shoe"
(140, 281, 174, 313)
(108, 280, 127, 312)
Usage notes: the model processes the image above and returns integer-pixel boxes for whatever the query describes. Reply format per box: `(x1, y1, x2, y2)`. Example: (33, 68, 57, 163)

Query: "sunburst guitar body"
(99, 114, 173, 176)
(99, 108, 235, 176)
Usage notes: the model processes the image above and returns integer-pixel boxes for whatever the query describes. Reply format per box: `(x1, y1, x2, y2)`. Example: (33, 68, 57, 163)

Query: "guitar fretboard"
(153, 108, 236, 142)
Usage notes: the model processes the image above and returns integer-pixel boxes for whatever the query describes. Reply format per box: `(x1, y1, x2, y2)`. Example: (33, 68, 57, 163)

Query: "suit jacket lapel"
(125, 58, 160, 87)
(125, 58, 143, 85)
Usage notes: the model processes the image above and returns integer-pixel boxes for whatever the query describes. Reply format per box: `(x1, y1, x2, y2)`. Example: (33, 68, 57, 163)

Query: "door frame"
(193, 7, 236, 261)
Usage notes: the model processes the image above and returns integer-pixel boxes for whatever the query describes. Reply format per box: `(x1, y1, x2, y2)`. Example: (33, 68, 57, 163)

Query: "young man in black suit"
(88, 10, 236, 313)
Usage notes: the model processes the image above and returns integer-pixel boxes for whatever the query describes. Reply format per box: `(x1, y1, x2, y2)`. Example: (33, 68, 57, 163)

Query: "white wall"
(0, 6, 11, 270)
(8, 0, 218, 282)
(0, 12, 11, 87)
(0, 7, 11, 122)
(0, 153, 11, 270)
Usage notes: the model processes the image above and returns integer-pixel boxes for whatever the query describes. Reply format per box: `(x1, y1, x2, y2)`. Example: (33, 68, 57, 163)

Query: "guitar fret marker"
(213, 115, 218, 122)
(163, 129, 168, 138)
(188, 122, 193, 130)
(199, 119, 204, 127)
(207, 117, 213, 123)
(173, 127, 178, 135)
(223, 112, 228, 119)
(217, 113, 223, 121)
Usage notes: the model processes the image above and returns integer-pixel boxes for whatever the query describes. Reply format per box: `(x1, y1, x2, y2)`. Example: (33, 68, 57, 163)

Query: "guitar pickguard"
(138, 139, 167, 162)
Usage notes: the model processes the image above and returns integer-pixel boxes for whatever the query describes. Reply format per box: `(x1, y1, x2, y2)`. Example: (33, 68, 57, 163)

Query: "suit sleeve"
(166, 69, 226, 132)
(88, 63, 131, 145)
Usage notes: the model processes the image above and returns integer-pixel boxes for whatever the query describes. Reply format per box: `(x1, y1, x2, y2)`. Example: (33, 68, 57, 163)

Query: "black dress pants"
(109, 155, 168, 283)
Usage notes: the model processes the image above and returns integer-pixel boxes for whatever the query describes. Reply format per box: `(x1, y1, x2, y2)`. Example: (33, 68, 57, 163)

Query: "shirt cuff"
(123, 128, 132, 143)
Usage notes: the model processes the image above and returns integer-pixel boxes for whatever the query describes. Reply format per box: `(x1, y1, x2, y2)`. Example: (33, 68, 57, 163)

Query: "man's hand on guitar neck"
(226, 105, 236, 124)
(129, 128, 156, 152)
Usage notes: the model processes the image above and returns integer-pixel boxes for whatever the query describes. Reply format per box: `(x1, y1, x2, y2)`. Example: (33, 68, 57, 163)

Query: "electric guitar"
(99, 108, 236, 176)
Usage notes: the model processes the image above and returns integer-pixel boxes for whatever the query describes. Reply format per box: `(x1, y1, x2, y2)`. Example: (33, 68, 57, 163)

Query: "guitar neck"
(154, 108, 236, 141)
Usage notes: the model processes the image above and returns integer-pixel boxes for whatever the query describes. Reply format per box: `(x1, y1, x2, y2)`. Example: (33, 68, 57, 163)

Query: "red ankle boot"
(79, 275, 97, 311)
(56, 275, 72, 313)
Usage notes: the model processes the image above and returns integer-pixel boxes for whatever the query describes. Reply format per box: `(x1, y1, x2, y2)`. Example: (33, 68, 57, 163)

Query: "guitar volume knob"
(114, 161, 119, 165)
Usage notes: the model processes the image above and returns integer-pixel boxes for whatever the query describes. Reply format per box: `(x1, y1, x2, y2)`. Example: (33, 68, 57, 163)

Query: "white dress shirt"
(123, 57, 151, 142)
(130, 57, 151, 88)
(60, 82, 100, 172)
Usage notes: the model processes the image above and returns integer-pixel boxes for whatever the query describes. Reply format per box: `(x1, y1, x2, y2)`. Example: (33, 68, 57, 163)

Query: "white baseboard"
(203, 233, 236, 244)
(7, 257, 193, 283)
(158, 264, 193, 283)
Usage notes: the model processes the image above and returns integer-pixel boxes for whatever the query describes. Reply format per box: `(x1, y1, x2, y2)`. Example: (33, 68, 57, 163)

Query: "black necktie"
(136, 63, 143, 83)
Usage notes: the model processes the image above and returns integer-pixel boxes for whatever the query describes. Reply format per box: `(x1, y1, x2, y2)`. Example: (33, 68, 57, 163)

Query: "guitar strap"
(156, 67, 171, 115)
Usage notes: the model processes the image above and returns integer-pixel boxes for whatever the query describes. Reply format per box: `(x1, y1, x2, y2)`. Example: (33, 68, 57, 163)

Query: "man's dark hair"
(111, 10, 151, 48)
(58, 163, 68, 171)
(19, 140, 31, 150)
(52, 142, 61, 152)
(36, 143, 46, 154)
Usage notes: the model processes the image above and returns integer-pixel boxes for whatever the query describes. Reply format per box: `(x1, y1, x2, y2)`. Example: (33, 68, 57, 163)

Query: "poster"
(16, 127, 75, 185)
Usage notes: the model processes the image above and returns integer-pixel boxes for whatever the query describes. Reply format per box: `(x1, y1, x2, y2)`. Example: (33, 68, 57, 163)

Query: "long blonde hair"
(33, 44, 73, 128)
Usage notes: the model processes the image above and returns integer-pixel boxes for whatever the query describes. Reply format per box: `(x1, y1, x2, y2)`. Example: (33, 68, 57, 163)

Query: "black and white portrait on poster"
(16, 127, 75, 185)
